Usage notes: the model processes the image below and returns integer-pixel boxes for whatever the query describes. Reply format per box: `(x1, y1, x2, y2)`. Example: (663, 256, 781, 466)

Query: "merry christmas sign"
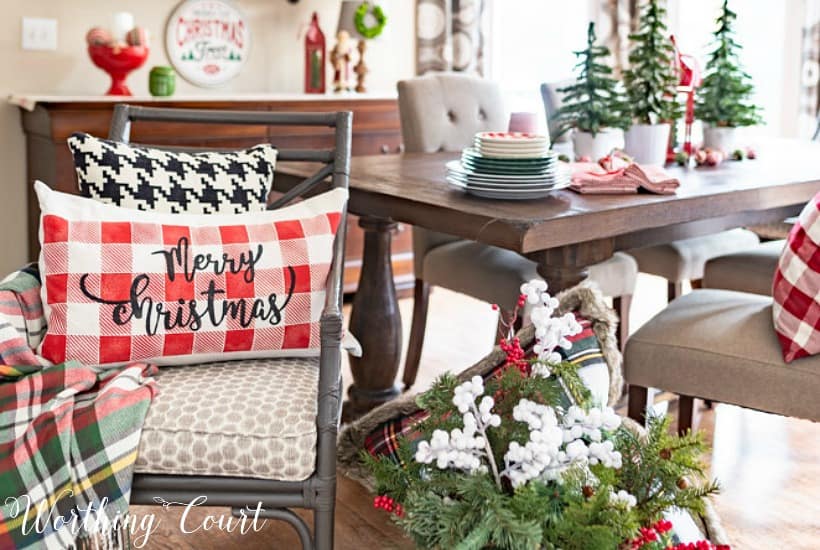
(165, 0, 250, 87)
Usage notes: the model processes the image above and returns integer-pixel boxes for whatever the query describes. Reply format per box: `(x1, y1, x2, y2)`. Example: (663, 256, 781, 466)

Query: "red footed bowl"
(88, 44, 149, 96)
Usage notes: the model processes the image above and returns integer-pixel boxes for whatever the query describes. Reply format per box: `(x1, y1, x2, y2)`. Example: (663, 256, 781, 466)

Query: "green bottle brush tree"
(696, 0, 762, 127)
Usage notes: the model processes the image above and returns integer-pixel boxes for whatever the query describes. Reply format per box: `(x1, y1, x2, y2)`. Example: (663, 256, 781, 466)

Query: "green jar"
(149, 66, 176, 97)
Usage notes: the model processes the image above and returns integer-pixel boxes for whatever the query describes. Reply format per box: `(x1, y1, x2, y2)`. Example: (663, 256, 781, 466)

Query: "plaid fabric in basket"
(364, 316, 605, 464)
(773, 191, 820, 362)
(0, 267, 158, 549)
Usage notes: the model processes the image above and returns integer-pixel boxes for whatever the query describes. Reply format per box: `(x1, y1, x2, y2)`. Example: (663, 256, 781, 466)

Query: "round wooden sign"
(165, 0, 250, 87)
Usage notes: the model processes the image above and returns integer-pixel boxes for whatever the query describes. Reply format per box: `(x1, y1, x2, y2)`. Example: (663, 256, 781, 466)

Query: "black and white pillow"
(67, 132, 277, 214)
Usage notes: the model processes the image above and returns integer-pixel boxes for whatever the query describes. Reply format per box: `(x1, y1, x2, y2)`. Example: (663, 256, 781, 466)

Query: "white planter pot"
(571, 128, 625, 161)
(624, 123, 671, 165)
(702, 126, 739, 153)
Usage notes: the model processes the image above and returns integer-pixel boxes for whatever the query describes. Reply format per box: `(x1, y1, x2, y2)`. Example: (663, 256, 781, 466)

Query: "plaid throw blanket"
(0, 266, 157, 549)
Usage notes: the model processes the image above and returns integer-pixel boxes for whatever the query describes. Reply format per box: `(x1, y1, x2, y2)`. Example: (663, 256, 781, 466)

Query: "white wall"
(0, 0, 415, 275)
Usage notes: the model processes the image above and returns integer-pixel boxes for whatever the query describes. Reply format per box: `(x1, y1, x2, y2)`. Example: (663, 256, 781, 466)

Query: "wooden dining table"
(277, 138, 820, 420)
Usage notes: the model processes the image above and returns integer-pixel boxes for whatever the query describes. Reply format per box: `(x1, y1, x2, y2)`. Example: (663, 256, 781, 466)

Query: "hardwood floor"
(132, 274, 820, 549)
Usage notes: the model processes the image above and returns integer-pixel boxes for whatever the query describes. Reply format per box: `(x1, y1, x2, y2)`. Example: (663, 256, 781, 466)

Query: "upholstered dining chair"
(625, 289, 820, 434)
(399, 73, 638, 392)
(540, 81, 761, 303)
(107, 105, 351, 550)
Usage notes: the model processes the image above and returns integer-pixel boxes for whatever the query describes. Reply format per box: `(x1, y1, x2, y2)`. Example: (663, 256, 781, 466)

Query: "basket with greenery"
(364, 280, 727, 550)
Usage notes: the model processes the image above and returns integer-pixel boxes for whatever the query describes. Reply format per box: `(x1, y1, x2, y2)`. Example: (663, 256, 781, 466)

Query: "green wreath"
(354, 2, 387, 40)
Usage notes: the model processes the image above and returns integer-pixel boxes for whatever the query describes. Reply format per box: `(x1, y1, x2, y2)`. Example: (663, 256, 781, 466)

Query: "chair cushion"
(625, 289, 820, 421)
(422, 241, 637, 310)
(773, 192, 820, 362)
(703, 239, 784, 296)
(135, 357, 318, 481)
(628, 228, 760, 282)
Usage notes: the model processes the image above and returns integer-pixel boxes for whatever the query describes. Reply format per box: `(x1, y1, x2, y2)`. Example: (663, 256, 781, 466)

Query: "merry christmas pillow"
(772, 191, 820, 362)
(68, 132, 278, 214)
(35, 181, 347, 367)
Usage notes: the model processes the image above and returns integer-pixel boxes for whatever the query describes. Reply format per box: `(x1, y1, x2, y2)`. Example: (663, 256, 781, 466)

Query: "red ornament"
(126, 26, 149, 47)
(304, 12, 326, 94)
(86, 27, 113, 46)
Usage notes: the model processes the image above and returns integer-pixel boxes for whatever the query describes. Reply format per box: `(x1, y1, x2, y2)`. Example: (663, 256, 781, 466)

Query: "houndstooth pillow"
(67, 132, 277, 215)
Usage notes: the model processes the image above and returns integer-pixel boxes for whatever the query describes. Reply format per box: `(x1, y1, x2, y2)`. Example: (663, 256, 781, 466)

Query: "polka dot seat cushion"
(135, 357, 319, 481)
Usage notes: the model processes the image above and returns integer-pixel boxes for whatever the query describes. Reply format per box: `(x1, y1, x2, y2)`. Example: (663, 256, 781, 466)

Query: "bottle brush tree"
(623, 0, 681, 124)
(695, 0, 762, 127)
(556, 22, 630, 137)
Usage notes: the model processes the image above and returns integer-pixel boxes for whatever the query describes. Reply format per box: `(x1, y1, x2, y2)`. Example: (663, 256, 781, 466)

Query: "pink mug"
(508, 112, 539, 134)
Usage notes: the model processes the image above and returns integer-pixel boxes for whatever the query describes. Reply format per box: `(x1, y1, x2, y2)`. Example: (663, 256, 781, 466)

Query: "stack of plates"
(446, 132, 569, 200)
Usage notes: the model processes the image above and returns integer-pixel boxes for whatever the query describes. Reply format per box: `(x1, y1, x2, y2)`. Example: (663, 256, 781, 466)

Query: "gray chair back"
(540, 81, 572, 144)
(397, 73, 506, 275)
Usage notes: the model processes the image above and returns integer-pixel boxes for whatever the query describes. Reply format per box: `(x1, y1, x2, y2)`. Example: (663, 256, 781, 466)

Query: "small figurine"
(330, 30, 354, 92)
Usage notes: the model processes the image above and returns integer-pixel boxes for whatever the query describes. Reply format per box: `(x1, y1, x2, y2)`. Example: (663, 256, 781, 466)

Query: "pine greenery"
(365, 366, 720, 549)
(695, 0, 762, 127)
(623, 0, 681, 124)
(555, 22, 631, 136)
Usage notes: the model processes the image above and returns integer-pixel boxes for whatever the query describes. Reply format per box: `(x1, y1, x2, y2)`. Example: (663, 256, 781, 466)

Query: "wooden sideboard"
(13, 94, 414, 295)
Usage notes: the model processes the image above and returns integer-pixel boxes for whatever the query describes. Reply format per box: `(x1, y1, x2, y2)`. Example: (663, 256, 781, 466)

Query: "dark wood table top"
(278, 138, 820, 254)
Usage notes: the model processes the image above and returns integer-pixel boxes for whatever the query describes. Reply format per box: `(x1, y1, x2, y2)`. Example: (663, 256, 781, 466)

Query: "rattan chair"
(107, 105, 350, 550)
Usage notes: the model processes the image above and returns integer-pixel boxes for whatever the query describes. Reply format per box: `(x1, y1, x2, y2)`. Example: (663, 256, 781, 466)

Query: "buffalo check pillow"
(35, 180, 347, 367)
(772, 191, 820, 362)
(68, 132, 278, 214)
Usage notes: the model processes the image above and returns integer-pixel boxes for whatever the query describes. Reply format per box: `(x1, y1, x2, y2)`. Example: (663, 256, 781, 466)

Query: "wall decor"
(165, 0, 250, 87)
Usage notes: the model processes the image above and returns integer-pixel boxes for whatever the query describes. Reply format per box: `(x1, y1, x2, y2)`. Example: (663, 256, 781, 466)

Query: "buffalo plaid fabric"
(364, 316, 606, 464)
(773, 191, 820, 362)
(36, 183, 346, 367)
(0, 266, 158, 549)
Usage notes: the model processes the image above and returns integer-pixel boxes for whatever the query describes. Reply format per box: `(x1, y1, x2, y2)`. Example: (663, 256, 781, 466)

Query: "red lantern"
(305, 12, 326, 94)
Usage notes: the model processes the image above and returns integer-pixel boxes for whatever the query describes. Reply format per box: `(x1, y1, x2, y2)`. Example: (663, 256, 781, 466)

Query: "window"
(486, 0, 799, 137)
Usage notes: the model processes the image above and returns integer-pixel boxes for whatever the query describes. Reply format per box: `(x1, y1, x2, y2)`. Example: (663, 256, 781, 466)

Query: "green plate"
(460, 161, 553, 175)
(462, 148, 556, 165)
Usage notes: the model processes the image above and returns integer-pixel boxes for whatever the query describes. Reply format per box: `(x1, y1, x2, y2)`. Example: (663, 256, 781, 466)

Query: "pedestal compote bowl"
(88, 44, 149, 96)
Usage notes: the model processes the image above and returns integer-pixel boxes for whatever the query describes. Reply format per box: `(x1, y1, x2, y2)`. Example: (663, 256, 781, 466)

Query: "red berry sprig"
(373, 495, 404, 517)
(499, 336, 529, 375)
(630, 519, 729, 550)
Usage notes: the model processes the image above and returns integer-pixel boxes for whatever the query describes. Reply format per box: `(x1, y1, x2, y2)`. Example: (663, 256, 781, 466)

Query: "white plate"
(447, 177, 570, 191)
(476, 131, 549, 144)
(447, 177, 570, 200)
(474, 142, 549, 151)
(447, 174, 570, 188)
(477, 150, 553, 159)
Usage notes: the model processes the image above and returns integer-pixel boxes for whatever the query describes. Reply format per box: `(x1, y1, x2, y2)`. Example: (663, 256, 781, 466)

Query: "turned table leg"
(528, 240, 615, 293)
(344, 216, 403, 421)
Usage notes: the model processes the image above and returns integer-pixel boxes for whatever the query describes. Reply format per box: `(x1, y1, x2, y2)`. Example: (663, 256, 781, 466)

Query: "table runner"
(0, 267, 157, 549)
